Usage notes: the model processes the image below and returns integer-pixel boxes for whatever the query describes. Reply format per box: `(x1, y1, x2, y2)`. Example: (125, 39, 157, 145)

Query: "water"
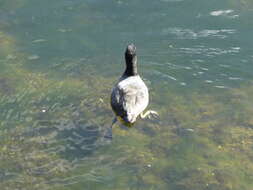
(1, 0, 253, 189)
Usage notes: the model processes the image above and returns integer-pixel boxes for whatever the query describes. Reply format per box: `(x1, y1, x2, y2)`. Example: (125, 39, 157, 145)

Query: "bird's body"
(110, 44, 149, 124)
(111, 74, 149, 123)
(103, 44, 158, 140)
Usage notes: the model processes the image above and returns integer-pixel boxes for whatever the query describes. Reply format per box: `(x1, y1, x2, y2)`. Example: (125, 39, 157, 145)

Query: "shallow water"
(1, 0, 253, 189)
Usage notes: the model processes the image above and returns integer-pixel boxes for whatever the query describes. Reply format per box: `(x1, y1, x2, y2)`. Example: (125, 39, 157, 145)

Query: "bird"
(110, 44, 158, 127)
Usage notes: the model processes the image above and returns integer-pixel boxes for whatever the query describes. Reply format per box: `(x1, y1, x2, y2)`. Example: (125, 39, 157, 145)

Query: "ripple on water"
(153, 70, 177, 81)
(53, 120, 102, 160)
(162, 27, 236, 39)
(178, 46, 240, 57)
(214, 85, 229, 89)
(204, 80, 213, 83)
(165, 62, 193, 70)
(228, 77, 242, 80)
(210, 9, 239, 18)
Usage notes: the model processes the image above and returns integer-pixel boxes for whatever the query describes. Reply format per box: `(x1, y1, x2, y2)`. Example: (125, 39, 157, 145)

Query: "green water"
(1, 0, 253, 189)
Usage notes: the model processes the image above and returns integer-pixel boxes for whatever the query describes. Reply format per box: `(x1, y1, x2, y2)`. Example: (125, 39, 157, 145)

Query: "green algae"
(0, 68, 110, 189)
(0, 31, 17, 57)
(0, 0, 253, 189)
(1, 49, 253, 189)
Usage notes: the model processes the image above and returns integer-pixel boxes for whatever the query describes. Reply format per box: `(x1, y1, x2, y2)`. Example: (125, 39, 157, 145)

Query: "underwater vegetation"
(1, 45, 253, 189)
(1, 0, 253, 189)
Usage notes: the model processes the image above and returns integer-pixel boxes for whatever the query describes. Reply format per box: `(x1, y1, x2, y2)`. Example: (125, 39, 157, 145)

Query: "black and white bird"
(110, 44, 158, 127)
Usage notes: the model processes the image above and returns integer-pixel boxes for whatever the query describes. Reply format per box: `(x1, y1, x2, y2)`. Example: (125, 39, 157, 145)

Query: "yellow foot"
(140, 110, 159, 119)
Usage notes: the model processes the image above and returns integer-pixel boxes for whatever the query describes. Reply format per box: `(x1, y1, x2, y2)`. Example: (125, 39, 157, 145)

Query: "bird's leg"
(111, 117, 117, 128)
(104, 117, 117, 140)
(140, 110, 159, 119)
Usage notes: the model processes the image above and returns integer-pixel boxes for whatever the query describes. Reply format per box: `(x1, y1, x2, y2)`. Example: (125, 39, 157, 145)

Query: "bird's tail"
(122, 114, 136, 124)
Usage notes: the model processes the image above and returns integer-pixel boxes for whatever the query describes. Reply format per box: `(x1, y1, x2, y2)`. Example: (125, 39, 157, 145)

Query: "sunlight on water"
(1, 0, 253, 189)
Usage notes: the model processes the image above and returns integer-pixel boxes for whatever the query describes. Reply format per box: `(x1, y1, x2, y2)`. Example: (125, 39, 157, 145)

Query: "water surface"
(1, 0, 253, 189)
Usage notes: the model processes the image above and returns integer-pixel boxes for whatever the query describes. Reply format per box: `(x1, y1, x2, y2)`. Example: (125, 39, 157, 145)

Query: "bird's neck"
(124, 57, 138, 76)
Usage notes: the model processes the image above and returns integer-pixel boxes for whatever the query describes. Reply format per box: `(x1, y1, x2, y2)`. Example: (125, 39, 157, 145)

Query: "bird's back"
(111, 75, 149, 123)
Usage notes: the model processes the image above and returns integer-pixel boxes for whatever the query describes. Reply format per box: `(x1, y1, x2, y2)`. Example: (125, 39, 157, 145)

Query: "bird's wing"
(111, 86, 125, 116)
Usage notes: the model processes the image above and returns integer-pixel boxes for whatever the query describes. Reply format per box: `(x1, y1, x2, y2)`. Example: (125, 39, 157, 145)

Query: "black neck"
(124, 55, 138, 76)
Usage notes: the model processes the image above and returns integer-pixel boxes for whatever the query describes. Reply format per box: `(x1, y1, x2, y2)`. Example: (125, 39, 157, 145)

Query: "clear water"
(1, 0, 253, 189)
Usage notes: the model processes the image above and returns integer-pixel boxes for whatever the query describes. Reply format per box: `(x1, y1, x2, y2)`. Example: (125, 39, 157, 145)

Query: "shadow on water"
(55, 120, 101, 161)
(24, 118, 103, 160)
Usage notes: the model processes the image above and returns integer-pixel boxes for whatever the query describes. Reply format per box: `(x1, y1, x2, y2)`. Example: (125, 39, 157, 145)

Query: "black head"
(125, 44, 136, 57)
(124, 44, 138, 76)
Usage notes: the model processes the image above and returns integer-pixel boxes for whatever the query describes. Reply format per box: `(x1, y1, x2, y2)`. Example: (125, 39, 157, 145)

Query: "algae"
(0, 0, 253, 189)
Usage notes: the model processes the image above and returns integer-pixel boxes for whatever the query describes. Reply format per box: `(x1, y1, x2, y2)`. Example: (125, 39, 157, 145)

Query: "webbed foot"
(140, 110, 159, 120)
